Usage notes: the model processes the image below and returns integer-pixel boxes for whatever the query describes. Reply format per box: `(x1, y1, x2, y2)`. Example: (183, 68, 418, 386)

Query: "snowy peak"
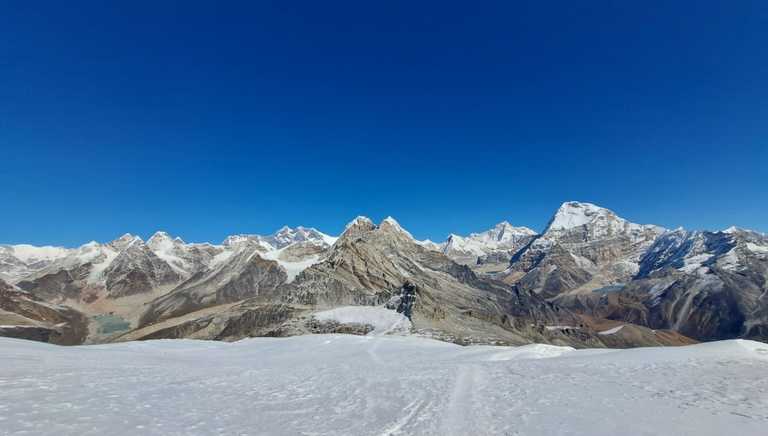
(109, 233, 144, 251)
(543, 201, 665, 242)
(380, 216, 402, 228)
(345, 216, 375, 230)
(223, 226, 337, 250)
(546, 202, 613, 232)
(340, 216, 377, 240)
(470, 221, 537, 243)
(440, 220, 538, 264)
(378, 217, 415, 240)
(336, 216, 420, 244)
(147, 231, 184, 252)
(222, 234, 263, 247)
(270, 226, 337, 249)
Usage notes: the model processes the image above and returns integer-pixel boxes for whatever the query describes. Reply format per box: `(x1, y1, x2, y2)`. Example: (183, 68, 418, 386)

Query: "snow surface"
(680, 253, 714, 273)
(746, 242, 768, 254)
(598, 325, 625, 335)
(260, 247, 323, 283)
(313, 306, 412, 334)
(1, 336, 767, 436)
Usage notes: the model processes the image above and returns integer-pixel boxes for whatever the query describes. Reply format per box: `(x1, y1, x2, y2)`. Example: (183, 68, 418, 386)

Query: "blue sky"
(1, 1, 767, 246)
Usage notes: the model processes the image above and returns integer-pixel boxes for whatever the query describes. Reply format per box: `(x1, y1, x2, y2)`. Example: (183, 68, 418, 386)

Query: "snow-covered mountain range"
(1, 225, 336, 284)
(1, 202, 767, 347)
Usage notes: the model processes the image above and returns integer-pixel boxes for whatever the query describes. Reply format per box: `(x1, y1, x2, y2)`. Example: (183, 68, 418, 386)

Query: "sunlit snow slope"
(1, 336, 767, 435)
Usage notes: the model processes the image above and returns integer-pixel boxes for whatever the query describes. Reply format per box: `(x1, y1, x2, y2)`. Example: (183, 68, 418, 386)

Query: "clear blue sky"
(1, 1, 767, 246)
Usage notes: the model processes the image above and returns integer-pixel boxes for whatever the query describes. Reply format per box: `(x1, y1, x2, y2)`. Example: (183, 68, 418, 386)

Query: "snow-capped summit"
(546, 202, 606, 231)
(269, 226, 337, 249)
(222, 234, 263, 247)
(722, 226, 766, 238)
(147, 231, 181, 252)
(345, 216, 375, 229)
(109, 233, 144, 251)
(439, 221, 538, 266)
(339, 216, 377, 240)
(543, 201, 665, 242)
(379, 217, 415, 240)
(469, 221, 537, 244)
(224, 226, 337, 250)
(380, 216, 401, 227)
(502, 202, 668, 298)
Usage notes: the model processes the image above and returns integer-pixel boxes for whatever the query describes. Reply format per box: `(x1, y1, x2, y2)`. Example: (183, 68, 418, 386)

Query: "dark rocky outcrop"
(0, 279, 88, 344)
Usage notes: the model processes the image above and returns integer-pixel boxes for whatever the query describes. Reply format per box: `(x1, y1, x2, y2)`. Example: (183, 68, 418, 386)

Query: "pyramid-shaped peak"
(543, 201, 666, 241)
(110, 233, 143, 248)
(339, 216, 376, 240)
(148, 231, 172, 242)
(148, 231, 184, 250)
(379, 216, 414, 239)
(381, 216, 401, 226)
(546, 201, 616, 231)
(346, 216, 374, 228)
